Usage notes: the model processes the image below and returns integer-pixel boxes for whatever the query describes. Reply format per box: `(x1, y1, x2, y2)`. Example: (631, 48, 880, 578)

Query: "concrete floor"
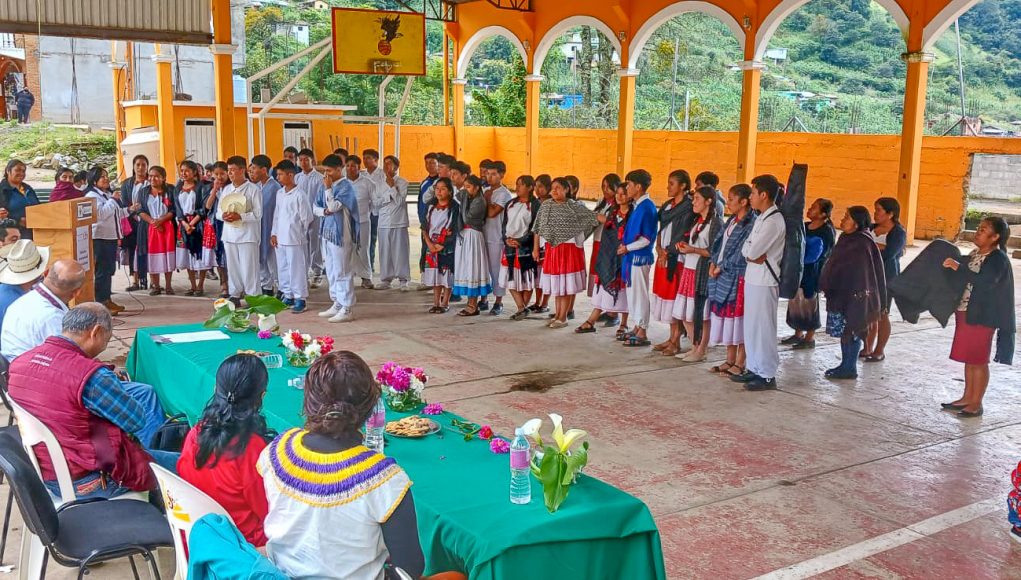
(1, 229, 1019, 579)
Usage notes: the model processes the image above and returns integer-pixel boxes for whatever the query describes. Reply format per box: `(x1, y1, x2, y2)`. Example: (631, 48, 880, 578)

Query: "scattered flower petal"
(422, 403, 444, 415)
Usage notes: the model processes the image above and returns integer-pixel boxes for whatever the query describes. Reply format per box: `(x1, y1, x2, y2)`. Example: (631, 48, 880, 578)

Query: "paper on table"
(152, 330, 231, 344)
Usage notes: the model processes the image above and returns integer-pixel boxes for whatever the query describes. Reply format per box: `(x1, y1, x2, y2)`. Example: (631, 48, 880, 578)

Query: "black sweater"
(954, 249, 1015, 365)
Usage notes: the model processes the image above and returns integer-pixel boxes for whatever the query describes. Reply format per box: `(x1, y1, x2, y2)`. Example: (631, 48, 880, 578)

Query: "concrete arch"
(533, 15, 622, 75)
(629, 2, 745, 69)
(755, 0, 909, 60)
(922, 0, 979, 51)
(457, 26, 529, 79)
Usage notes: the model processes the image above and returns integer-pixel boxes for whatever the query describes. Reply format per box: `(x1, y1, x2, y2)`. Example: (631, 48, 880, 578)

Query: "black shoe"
(780, 335, 802, 345)
(730, 371, 761, 383)
(262, 288, 274, 297)
(745, 377, 778, 391)
(478, 300, 490, 312)
(275, 290, 285, 301)
(792, 339, 816, 350)
(490, 303, 504, 316)
(824, 368, 857, 379)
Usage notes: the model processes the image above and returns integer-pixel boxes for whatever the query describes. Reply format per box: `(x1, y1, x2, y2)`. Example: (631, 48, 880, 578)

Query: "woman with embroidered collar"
(257, 351, 426, 579)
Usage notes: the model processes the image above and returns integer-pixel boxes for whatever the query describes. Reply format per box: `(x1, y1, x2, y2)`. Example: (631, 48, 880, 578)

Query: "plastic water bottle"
(364, 398, 386, 454)
(509, 428, 532, 505)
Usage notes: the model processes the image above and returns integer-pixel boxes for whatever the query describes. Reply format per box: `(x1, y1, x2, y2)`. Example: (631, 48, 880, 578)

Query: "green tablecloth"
(128, 324, 666, 580)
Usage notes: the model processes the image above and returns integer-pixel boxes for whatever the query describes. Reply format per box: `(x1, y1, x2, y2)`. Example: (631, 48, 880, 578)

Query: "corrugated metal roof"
(0, 0, 213, 45)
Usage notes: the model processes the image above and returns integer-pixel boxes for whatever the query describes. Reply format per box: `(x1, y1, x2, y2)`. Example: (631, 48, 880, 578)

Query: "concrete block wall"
(968, 154, 1021, 201)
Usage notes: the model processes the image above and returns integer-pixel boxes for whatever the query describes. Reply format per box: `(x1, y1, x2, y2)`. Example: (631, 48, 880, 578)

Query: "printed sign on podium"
(26, 198, 98, 303)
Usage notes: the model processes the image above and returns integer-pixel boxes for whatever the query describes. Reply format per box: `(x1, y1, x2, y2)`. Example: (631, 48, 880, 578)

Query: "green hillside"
(242, 0, 1021, 135)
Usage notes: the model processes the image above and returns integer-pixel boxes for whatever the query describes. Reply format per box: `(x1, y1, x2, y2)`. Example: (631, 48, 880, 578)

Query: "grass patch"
(0, 121, 116, 162)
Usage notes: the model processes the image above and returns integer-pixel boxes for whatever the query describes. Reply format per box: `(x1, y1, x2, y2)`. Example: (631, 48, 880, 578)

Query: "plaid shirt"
(82, 367, 145, 436)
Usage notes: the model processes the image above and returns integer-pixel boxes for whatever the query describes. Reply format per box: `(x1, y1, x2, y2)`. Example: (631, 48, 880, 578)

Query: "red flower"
(479, 425, 494, 440)
(290, 332, 304, 350)
(318, 336, 335, 355)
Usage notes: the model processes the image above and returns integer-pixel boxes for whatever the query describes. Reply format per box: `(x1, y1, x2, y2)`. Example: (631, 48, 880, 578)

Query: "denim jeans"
(122, 381, 168, 448)
(44, 449, 180, 500)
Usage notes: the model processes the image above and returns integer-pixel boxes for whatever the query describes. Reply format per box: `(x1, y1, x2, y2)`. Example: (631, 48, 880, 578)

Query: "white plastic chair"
(150, 463, 234, 580)
(10, 399, 148, 580)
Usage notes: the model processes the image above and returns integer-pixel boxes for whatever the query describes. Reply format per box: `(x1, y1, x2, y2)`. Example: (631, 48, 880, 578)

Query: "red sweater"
(177, 426, 269, 547)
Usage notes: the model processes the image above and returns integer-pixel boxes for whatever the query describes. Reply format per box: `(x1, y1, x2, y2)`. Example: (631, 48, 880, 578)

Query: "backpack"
(762, 164, 808, 299)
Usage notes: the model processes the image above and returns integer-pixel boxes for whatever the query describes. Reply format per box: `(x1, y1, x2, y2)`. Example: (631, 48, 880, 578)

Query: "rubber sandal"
(623, 336, 651, 347)
(661, 345, 680, 356)
(165, 288, 176, 296)
(149, 287, 163, 296)
(574, 322, 596, 334)
(864, 354, 886, 363)
(710, 362, 735, 374)
(615, 327, 630, 341)
(652, 342, 669, 352)
(727, 366, 746, 377)
(457, 308, 480, 317)
(549, 320, 568, 329)
(185, 289, 196, 297)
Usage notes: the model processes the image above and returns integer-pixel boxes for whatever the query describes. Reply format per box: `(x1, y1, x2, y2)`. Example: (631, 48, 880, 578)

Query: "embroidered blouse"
(257, 429, 411, 580)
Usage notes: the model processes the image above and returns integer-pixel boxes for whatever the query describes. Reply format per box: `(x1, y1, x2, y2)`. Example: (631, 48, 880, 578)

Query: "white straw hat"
(0, 240, 50, 285)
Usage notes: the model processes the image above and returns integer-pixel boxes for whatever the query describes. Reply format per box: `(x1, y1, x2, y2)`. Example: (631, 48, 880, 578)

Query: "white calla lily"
(559, 429, 587, 452)
(213, 298, 235, 311)
(522, 418, 543, 447)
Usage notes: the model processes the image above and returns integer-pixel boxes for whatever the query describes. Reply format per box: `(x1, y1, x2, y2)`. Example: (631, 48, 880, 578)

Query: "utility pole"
(662, 38, 683, 130)
(955, 18, 966, 127)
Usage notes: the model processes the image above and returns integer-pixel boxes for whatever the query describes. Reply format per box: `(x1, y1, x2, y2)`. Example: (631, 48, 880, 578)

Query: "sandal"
(149, 286, 163, 296)
(864, 354, 886, 363)
(549, 320, 568, 329)
(125, 284, 140, 292)
(661, 345, 680, 356)
(616, 327, 631, 341)
(574, 321, 597, 334)
(194, 289, 205, 297)
(428, 306, 443, 314)
(710, 362, 735, 374)
(726, 366, 746, 377)
(652, 341, 670, 352)
(185, 289, 196, 297)
(165, 288, 176, 296)
(623, 335, 651, 347)
(457, 308, 480, 317)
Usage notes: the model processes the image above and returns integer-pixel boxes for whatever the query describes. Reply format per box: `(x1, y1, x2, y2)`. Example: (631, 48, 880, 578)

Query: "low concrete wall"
(968, 154, 1021, 201)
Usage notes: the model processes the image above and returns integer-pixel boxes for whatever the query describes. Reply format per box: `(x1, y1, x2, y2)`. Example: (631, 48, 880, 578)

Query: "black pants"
(369, 214, 379, 269)
(17, 105, 30, 124)
(94, 239, 118, 303)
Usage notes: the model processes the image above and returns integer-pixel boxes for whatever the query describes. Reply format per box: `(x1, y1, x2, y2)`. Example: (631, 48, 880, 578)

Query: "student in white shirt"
(481, 161, 513, 315)
(216, 156, 264, 302)
(361, 149, 386, 272)
(734, 174, 788, 391)
(271, 160, 314, 314)
(295, 149, 326, 283)
(345, 155, 376, 289)
(315, 154, 360, 323)
(371, 155, 411, 291)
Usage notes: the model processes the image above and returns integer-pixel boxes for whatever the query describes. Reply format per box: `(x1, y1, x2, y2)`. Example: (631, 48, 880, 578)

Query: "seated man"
(8, 303, 179, 499)
(0, 240, 49, 346)
(1, 258, 166, 445)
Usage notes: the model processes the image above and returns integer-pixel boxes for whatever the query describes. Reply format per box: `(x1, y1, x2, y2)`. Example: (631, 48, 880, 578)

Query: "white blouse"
(504, 200, 533, 240)
(683, 218, 712, 269)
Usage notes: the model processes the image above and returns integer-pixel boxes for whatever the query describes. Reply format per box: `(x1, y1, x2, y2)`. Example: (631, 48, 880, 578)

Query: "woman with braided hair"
(178, 353, 276, 546)
(257, 351, 428, 580)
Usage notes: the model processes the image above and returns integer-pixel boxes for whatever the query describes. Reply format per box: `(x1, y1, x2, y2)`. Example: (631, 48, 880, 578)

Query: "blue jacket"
(622, 197, 658, 285)
(187, 514, 287, 580)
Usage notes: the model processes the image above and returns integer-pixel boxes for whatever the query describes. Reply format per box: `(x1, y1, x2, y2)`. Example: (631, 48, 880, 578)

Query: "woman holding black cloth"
(819, 206, 886, 379)
(577, 182, 632, 335)
(941, 217, 1014, 417)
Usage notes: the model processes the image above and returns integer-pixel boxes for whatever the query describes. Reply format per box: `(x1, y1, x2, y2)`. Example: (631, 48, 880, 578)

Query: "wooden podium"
(25, 198, 98, 303)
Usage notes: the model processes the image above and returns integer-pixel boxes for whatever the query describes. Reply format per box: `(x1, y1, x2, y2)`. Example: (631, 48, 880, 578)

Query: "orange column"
(896, 51, 933, 243)
(453, 78, 467, 160)
(110, 42, 128, 178)
(211, 0, 236, 159)
(443, 32, 451, 127)
(736, 60, 764, 183)
(616, 69, 638, 175)
(525, 74, 543, 174)
(153, 44, 178, 181)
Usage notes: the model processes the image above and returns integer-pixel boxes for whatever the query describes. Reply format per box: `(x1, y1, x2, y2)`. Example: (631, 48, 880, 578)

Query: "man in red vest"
(8, 303, 179, 498)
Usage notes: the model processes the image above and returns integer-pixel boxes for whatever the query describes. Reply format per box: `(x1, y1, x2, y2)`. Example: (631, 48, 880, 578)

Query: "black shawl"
(691, 214, 723, 344)
(819, 230, 886, 339)
(658, 194, 693, 281)
(594, 205, 630, 300)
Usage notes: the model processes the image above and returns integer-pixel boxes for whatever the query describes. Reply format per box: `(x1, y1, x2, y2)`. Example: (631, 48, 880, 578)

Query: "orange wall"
(123, 107, 1021, 239)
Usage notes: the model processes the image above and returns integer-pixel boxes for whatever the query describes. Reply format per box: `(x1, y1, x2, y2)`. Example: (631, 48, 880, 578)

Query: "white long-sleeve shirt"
(361, 168, 386, 216)
(371, 175, 409, 229)
(216, 180, 263, 244)
(742, 206, 786, 286)
(348, 176, 375, 224)
(271, 186, 314, 246)
(85, 188, 129, 240)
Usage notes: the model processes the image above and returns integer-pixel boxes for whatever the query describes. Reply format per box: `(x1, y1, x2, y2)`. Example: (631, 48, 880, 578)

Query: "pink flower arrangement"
(377, 361, 411, 392)
(478, 425, 494, 440)
(257, 330, 273, 339)
(423, 403, 444, 415)
(489, 438, 510, 454)
(377, 361, 429, 412)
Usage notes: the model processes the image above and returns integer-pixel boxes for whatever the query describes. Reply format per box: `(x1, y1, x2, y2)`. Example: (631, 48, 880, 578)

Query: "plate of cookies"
(385, 415, 440, 438)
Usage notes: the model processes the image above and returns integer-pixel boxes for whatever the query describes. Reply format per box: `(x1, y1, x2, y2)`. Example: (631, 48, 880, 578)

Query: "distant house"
(273, 22, 310, 46)
(301, 0, 330, 9)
